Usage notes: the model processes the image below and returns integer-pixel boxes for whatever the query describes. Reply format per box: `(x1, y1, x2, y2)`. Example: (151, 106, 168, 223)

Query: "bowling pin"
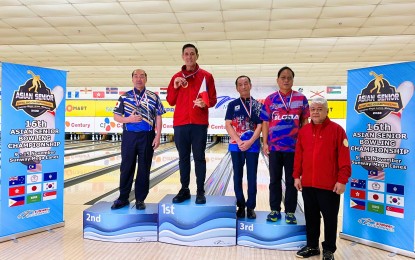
(360, 81, 414, 170)
(19, 86, 64, 164)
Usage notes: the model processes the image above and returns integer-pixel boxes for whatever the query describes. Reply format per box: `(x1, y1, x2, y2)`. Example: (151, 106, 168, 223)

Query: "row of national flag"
(8, 171, 58, 207)
(67, 87, 127, 99)
(349, 170, 405, 218)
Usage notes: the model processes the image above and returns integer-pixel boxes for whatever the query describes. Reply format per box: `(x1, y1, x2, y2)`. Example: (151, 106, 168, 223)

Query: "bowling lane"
(64, 145, 122, 180)
(223, 152, 270, 212)
(65, 140, 119, 152)
(139, 142, 229, 204)
(64, 142, 177, 205)
(65, 141, 174, 179)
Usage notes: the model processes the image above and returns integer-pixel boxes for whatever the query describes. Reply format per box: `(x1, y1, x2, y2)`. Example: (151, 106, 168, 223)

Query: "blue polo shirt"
(225, 97, 263, 153)
(113, 87, 165, 132)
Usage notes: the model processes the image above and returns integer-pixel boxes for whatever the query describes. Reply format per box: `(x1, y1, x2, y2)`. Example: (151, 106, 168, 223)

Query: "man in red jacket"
(293, 97, 351, 260)
(167, 43, 217, 204)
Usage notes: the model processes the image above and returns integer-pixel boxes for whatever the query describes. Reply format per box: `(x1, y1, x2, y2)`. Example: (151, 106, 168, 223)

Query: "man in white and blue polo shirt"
(111, 69, 166, 210)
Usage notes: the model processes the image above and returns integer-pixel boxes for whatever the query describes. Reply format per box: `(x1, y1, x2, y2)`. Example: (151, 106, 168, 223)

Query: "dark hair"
(182, 43, 198, 55)
(278, 66, 295, 78)
(131, 69, 147, 78)
(235, 75, 251, 86)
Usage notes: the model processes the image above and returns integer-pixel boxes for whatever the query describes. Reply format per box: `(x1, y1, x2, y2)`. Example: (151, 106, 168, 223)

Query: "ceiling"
(0, 0, 414, 89)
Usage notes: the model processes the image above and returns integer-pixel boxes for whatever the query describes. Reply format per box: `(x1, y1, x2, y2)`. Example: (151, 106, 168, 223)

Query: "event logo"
(357, 218, 395, 232)
(12, 70, 56, 117)
(354, 71, 403, 120)
(17, 208, 51, 219)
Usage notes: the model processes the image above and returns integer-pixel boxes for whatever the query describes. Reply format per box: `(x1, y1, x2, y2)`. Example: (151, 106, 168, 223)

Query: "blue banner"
(1, 62, 66, 239)
(342, 61, 415, 254)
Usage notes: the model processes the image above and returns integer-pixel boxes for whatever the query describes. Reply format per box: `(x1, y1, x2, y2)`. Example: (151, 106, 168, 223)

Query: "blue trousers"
(268, 151, 297, 213)
(174, 124, 208, 192)
(230, 151, 259, 209)
(118, 130, 155, 202)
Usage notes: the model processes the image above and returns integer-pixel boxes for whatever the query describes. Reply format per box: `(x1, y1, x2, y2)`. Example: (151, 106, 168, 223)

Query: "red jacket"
(293, 117, 351, 190)
(166, 64, 217, 126)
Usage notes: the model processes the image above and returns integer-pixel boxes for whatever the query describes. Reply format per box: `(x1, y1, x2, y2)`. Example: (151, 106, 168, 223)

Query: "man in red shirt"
(293, 97, 351, 260)
(167, 43, 217, 204)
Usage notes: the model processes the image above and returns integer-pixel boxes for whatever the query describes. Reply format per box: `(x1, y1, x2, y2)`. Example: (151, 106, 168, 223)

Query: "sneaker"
(323, 250, 334, 260)
(295, 246, 320, 258)
(195, 191, 206, 204)
(172, 188, 191, 203)
(136, 201, 146, 210)
(285, 212, 297, 224)
(266, 210, 281, 222)
(236, 207, 245, 218)
(247, 208, 256, 219)
(111, 199, 129, 210)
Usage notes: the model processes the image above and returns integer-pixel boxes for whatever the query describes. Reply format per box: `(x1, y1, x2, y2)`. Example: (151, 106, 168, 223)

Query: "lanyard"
(240, 97, 252, 118)
(278, 91, 293, 113)
(133, 89, 147, 110)
(182, 67, 200, 79)
(132, 89, 151, 130)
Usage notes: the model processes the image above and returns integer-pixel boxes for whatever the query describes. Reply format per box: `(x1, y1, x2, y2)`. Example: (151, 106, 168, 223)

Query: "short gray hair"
(310, 97, 328, 109)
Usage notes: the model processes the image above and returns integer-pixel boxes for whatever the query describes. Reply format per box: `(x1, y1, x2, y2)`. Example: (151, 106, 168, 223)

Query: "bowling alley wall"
(64, 84, 347, 135)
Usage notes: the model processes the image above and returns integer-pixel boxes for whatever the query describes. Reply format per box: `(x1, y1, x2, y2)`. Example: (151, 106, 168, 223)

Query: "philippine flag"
(9, 196, 25, 207)
(196, 77, 209, 107)
(350, 199, 365, 210)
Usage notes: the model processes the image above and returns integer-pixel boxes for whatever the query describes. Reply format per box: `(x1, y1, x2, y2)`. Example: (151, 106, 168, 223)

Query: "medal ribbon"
(240, 97, 252, 118)
(133, 89, 147, 110)
(182, 67, 200, 79)
(278, 91, 293, 113)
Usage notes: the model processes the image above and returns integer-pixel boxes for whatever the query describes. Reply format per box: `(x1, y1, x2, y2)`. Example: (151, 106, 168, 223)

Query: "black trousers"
(118, 130, 155, 202)
(174, 124, 208, 192)
(302, 187, 340, 253)
(268, 151, 297, 213)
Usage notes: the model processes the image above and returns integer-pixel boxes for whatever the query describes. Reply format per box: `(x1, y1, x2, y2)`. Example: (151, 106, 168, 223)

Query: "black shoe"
(247, 208, 256, 219)
(236, 207, 245, 218)
(195, 191, 206, 204)
(136, 201, 146, 210)
(296, 246, 320, 258)
(172, 188, 191, 203)
(111, 199, 129, 210)
(323, 250, 334, 260)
